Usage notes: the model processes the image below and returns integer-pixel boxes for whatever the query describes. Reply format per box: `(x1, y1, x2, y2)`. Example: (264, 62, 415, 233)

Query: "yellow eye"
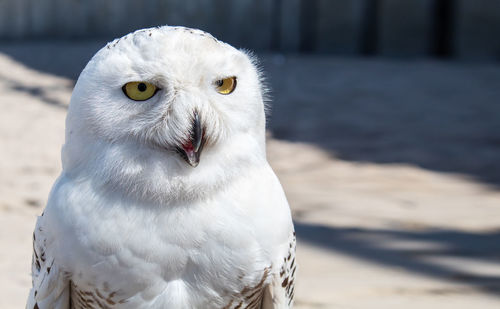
(214, 77, 237, 95)
(122, 82, 158, 101)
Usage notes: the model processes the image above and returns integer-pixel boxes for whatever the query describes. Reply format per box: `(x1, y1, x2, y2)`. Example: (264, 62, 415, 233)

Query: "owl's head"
(63, 26, 268, 203)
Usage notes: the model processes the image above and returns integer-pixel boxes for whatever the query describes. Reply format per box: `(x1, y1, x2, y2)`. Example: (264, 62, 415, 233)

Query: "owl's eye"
(214, 77, 237, 95)
(122, 82, 158, 101)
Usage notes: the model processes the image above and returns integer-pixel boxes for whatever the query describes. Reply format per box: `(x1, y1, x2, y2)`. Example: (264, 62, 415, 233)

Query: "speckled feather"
(29, 226, 296, 309)
(29, 222, 296, 309)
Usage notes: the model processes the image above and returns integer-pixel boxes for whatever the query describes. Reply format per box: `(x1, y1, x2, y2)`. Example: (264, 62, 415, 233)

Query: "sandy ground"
(1, 42, 500, 308)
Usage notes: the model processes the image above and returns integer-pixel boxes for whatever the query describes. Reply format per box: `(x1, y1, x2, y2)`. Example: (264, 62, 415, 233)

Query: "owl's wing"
(26, 213, 71, 309)
(261, 230, 297, 309)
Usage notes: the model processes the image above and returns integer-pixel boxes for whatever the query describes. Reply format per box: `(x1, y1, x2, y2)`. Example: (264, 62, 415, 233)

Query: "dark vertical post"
(433, 0, 455, 57)
(299, 0, 319, 53)
(361, 0, 381, 55)
(271, 0, 283, 51)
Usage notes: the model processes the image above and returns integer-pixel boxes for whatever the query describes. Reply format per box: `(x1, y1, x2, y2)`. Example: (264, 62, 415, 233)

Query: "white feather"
(27, 25, 295, 309)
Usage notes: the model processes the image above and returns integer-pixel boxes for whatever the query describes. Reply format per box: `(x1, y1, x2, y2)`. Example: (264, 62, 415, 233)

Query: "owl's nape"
(176, 110, 205, 167)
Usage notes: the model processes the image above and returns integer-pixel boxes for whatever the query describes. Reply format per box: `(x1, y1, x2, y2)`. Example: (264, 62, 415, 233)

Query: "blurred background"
(1, 1, 500, 308)
(2, 0, 500, 59)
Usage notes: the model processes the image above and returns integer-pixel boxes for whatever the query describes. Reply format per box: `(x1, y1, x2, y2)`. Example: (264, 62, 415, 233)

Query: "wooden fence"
(0, 0, 499, 59)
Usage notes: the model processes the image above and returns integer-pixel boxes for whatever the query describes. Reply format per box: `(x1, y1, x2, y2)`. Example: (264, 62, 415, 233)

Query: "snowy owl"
(26, 26, 296, 309)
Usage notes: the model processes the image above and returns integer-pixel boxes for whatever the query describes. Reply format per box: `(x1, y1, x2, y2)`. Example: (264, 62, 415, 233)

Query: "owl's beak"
(176, 111, 204, 167)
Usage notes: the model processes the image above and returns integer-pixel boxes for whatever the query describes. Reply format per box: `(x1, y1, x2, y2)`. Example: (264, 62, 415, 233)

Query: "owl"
(26, 26, 296, 309)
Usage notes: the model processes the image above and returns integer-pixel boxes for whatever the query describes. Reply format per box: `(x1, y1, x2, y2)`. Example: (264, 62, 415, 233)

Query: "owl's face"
(63, 27, 267, 202)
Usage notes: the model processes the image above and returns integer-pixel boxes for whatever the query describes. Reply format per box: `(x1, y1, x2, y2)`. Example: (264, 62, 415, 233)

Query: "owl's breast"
(67, 225, 271, 308)
(50, 179, 274, 308)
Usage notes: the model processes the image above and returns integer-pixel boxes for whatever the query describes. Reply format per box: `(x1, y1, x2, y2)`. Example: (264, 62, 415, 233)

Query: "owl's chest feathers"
(54, 179, 272, 306)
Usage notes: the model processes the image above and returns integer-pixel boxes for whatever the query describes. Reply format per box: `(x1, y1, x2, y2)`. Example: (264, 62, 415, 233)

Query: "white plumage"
(27, 26, 296, 309)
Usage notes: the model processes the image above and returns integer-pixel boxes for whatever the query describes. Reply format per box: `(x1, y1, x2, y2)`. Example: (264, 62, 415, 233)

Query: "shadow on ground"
(295, 221, 500, 296)
(0, 40, 105, 80)
(263, 56, 500, 186)
(0, 73, 70, 108)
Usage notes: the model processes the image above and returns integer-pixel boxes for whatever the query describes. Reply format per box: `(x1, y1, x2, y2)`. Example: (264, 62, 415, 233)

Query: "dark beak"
(176, 111, 204, 167)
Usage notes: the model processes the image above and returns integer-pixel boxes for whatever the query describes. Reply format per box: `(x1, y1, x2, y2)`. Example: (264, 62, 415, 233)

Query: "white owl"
(26, 26, 296, 309)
